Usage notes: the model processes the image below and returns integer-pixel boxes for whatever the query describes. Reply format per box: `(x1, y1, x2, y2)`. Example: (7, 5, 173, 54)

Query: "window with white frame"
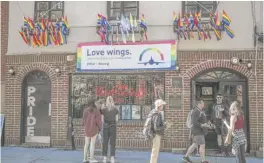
(182, 1, 217, 18)
(107, 1, 139, 20)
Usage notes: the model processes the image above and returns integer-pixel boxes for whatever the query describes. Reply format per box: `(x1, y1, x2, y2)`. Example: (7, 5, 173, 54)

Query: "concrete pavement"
(1, 147, 263, 163)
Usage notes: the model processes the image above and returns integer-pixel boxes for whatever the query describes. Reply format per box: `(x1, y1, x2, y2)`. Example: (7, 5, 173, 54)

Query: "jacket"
(191, 107, 207, 136)
(83, 107, 102, 137)
(148, 109, 166, 136)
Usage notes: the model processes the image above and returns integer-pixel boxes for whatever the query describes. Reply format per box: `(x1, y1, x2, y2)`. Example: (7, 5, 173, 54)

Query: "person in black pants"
(99, 96, 119, 163)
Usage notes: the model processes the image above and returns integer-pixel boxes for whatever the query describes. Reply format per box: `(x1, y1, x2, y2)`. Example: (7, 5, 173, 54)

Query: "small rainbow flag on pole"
(221, 10, 235, 38)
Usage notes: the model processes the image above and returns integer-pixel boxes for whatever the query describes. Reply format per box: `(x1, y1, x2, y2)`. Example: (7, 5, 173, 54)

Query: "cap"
(155, 99, 166, 108)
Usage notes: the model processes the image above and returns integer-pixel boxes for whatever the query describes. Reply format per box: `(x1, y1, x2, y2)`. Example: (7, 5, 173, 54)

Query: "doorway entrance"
(21, 70, 51, 144)
(191, 68, 249, 151)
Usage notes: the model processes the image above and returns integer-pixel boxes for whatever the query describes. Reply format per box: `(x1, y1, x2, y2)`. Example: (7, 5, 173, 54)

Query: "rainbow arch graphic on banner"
(138, 48, 164, 61)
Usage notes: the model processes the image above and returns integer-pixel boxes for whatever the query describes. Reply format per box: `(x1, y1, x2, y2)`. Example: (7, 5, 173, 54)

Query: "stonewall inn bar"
(2, 1, 263, 156)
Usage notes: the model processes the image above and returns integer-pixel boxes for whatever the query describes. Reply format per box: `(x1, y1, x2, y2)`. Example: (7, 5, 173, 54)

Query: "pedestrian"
(224, 101, 247, 163)
(211, 94, 230, 155)
(100, 96, 119, 163)
(182, 99, 211, 163)
(83, 99, 102, 163)
(148, 99, 167, 163)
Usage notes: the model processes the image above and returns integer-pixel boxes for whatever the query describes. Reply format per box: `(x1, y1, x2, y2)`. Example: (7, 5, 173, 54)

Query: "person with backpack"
(143, 99, 166, 163)
(83, 99, 102, 163)
(183, 99, 211, 163)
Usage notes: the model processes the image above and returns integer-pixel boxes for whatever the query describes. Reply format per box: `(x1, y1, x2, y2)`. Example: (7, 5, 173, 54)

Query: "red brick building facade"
(2, 1, 263, 154)
(4, 51, 263, 152)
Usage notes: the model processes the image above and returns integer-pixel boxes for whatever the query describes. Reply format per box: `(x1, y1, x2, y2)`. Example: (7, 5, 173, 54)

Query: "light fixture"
(55, 67, 61, 76)
(8, 67, 15, 75)
(175, 65, 180, 72)
(247, 61, 252, 70)
(230, 57, 240, 65)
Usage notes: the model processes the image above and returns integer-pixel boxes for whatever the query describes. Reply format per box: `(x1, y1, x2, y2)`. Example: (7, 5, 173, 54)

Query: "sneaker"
(90, 159, 99, 163)
(103, 156, 108, 163)
(182, 156, 192, 163)
(110, 156, 115, 163)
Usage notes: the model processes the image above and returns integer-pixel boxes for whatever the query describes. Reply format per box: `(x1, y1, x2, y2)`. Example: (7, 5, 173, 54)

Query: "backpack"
(142, 113, 157, 141)
(186, 108, 202, 129)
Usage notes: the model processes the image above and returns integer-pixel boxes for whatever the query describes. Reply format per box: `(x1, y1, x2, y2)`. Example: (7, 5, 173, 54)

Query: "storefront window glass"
(70, 73, 165, 119)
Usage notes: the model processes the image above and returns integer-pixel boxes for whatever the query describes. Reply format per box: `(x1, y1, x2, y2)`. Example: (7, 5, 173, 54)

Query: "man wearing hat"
(148, 99, 167, 163)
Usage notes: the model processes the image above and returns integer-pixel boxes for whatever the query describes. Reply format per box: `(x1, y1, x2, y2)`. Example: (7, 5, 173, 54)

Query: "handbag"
(94, 113, 103, 145)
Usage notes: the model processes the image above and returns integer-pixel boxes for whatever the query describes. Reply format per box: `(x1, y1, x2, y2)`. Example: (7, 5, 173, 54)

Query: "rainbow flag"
(41, 17, 46, 30)
(27, 17, 35, 31)
(222, 10, 231, 26)
(184, 13, 189, 27)
(173, 11, 177, 24)
(23, 17, 29, 28)
(19, 30, 29, 45)
(224, 25, 235, 38)
(62, 16, 69, 29)
(50, 30, 58, 46)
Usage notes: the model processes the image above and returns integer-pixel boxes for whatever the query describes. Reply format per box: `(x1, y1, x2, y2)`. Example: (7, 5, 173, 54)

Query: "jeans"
(102, 122, 116, 157)
(83, 134, 97, 161)
(150, 134, 161, 163)
(235, 144, 247, 163)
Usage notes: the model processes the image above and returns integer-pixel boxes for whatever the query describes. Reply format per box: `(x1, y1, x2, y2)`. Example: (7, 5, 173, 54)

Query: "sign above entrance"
(77, 40, 176, 71)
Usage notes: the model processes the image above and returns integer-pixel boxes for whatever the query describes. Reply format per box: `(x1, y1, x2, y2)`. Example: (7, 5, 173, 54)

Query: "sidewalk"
(1, 147, 263, 163)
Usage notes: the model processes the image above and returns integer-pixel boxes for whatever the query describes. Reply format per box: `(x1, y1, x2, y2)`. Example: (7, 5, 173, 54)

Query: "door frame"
(191, 68, 250, 151)
(20, 71, 51, 144)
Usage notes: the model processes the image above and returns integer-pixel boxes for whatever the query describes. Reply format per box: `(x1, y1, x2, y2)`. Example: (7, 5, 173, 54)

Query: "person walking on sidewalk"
(224, 101, 247, 163)
(83, 99, 102, 163)
(148, 99, 167, 163)
(100, 96, 119, 163)
(182, 99, 211, 163)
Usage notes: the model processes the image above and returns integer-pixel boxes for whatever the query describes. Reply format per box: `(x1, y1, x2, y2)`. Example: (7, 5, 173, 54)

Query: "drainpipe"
(254, 31, 259, 151)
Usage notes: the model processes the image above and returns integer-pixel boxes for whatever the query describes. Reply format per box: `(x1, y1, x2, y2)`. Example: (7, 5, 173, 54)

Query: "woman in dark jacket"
(83, 99, 102, 163)
(100, 96, 119, 163)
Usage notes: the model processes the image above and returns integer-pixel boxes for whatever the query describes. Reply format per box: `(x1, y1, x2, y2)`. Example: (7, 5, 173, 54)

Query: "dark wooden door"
(22, 71, 51, 144)
(195, 82, 219, 149)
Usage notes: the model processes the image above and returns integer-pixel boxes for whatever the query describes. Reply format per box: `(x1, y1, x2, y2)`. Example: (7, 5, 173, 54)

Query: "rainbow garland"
(173, 10, 234, 41)
(19, 16, 70, 47)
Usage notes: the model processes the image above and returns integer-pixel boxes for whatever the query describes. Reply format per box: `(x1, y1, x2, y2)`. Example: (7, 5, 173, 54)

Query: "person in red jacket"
(83, 99, 102, 163)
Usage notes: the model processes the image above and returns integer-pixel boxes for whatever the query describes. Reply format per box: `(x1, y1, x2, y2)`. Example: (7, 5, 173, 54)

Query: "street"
(1, 147, 263, 163)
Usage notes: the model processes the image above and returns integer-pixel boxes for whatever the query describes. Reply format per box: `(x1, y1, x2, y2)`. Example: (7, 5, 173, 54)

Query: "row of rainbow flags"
(173, 10, 234, 41)
(19, 16, 70, 47)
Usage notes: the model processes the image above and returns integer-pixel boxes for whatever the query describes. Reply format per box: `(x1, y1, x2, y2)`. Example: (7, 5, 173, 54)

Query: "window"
(70, 74, 165, 119)
(107, 1, 139, 20)
(34, 1, 64, 21)
(182, 1, 217, 18)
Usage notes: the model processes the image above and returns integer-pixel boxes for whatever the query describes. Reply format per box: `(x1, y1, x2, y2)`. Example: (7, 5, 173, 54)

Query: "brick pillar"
(1, 1, 9, 114)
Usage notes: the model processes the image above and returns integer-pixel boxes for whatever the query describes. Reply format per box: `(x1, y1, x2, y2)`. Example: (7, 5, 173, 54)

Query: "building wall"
(7, 1, 258, 55)
(1, 1, 9, 114)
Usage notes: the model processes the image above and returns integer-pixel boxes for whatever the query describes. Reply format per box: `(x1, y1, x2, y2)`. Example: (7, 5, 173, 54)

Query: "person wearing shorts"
(182, 99, 211, 163)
